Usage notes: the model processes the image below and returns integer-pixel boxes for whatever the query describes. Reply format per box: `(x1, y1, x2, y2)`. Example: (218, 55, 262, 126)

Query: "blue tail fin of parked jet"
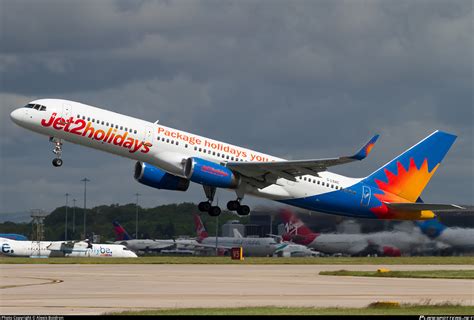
(417, 218, 447, 238)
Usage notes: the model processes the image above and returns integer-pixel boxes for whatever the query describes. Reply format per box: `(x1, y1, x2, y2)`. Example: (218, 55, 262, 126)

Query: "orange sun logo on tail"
(370, 158, 439, 219)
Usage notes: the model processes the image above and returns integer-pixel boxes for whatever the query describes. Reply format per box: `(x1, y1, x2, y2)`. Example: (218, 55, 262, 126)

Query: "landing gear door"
(361, 186, 371, 207)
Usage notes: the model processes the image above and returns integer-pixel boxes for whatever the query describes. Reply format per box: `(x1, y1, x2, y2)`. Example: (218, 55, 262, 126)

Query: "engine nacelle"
(134, 162, 189, 191)
(184, 157, 240, 189)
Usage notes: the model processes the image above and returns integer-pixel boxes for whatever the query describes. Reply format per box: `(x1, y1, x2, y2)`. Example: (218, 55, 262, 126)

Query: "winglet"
(350, 134, 380, 160)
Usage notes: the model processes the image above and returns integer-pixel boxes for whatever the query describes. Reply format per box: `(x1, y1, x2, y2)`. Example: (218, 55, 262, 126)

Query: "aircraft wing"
(384, 203, 465, 211)
(226, 135, 379, 186)
(46, 241, 76, 251)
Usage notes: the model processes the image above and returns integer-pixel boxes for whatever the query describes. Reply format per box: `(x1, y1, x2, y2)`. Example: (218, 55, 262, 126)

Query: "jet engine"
(134, 162, 189, 191)
(184, 157, 240, 189)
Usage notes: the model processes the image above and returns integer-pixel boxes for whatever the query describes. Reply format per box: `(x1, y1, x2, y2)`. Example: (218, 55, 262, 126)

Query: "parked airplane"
(0, 234, 28, 241)
(273, 242, 317, 257)
(10, 99, 462, 219)
(417, 218, 474, 254)
(113, 220, 198, 253)
(193, 214, 279, 256)
(280, 209, 438, 256)
(0, 237, 137, 258)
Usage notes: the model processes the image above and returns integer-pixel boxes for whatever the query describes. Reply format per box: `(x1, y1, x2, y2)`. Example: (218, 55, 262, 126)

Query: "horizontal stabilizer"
(384, 202, 465, 211)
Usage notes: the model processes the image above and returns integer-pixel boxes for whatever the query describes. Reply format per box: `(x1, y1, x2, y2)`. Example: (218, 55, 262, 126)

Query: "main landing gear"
(50, 137, 63, 167)
(198, 186, 251, 217)
(198, 186, 221, 217)
(226, 199, 250, 216)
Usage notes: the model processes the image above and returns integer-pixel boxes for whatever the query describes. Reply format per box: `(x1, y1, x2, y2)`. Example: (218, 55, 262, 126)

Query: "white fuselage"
(0, 238, 137, 258)
(201, 236, 279, 256)
(10, 99, 360, 203)
(306, 230, 432, 255)
(438, 228, 474, 251)
(115, 238, 202, 252)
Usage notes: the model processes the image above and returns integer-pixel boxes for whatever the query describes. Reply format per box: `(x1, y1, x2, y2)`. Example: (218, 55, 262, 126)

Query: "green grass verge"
(319, 269, 474, 279)
(1, 256, 473, 265)
(110, 304, 474, 315)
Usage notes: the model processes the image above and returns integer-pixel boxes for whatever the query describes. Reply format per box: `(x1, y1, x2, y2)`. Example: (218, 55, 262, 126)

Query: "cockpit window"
(25, 103, 46, 111)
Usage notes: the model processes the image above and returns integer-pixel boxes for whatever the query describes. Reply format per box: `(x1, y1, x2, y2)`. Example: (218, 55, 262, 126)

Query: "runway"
(1, 264, 473, 315)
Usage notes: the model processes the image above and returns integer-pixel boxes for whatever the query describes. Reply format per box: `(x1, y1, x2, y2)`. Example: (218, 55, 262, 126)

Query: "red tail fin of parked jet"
(280, 209, 319, 245)
(193, 214, 209, 242)
(113, 220, 132, 241)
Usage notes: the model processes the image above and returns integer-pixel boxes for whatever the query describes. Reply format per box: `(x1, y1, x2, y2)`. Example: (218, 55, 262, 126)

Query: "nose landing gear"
(50, 137, 63, 167)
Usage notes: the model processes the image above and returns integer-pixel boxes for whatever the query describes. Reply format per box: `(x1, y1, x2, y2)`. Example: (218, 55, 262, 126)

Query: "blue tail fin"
(363, 130, 456, 202)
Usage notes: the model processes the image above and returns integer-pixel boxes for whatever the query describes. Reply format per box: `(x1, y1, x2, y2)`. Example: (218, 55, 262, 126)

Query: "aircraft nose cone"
(10, 108, 22, 124)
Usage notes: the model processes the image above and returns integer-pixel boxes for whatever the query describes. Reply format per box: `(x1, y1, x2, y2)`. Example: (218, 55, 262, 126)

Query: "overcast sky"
(0, 0, 472, 214)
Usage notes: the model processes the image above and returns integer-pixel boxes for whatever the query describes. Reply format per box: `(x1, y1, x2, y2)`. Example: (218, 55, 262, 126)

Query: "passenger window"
(87, 117, 90, 121)
(213, 151, 216, 156)
(217, 153, 220, 157)
(176, 141, 179, 146)
(194, 146, 197, 151)
(83, 116, 86, 120)
(101, 121, 104, 125)
(185, 144, 188, 148)
(120, 126, 123, 130)
(199, 148, 202, 152)
(77, 114, 80, 118)
(124, 127, 127, 131)
(134, 130, 137, 134)
(92, 119, 95, 123)
(166, 139, 170, 143)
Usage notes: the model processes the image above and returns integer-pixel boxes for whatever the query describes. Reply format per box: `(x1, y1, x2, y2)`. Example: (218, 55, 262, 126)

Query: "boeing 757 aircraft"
(10, 99, 462, 219)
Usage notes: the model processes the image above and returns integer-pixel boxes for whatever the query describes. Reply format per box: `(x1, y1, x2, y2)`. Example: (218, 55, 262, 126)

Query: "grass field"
(319, 269, 474, 279)
(111, 303, 474, 315)
(1, 255, 473, 265)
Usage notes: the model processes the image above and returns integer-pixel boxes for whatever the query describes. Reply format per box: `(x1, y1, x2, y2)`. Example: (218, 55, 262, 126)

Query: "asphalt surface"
(1, 264, 473, 315)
